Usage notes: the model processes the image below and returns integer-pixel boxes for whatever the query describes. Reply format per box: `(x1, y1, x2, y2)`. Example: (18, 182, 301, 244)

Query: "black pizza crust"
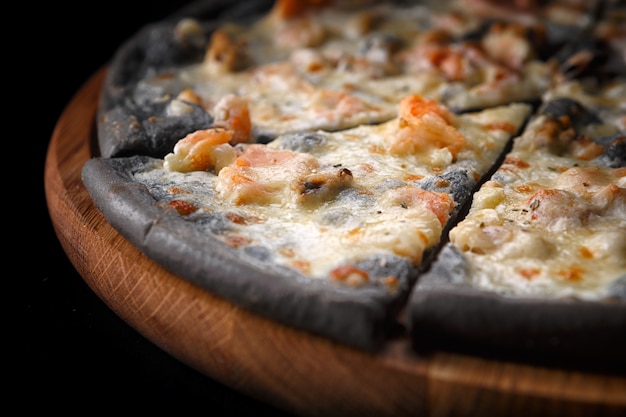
(97, 0, 274, 158)
(81, 155, 418, 351)
(408, 244, 626, 369)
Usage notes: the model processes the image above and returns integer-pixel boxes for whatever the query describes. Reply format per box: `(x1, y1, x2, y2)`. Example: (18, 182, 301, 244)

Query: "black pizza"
(82, 0, 626, 364)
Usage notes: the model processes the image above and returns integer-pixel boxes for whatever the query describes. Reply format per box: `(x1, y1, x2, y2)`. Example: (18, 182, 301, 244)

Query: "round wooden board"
(45, 68, 626, 417)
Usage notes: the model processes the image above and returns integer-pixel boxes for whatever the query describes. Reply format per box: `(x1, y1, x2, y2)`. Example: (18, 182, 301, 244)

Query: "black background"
(25, 1, 291, 413)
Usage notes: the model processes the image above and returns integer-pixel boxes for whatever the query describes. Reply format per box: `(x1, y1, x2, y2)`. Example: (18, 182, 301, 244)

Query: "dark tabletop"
(25, 1, 292, 413)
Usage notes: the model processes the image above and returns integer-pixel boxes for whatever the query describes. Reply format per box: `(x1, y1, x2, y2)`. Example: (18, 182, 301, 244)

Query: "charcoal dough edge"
(408, 244, 626, 368)
(81, 156, 411, 352)
(97, 0, 275, 159)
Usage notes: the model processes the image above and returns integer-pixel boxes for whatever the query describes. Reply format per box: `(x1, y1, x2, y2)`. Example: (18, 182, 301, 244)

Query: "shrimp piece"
(388, 95, 466, 160)
(164, 128, 236, 173)
(452, 221, 516, 254)
(310, 89, 375, 123)
(212, 94, 253, 145)
(269, 0, 330, 20)
(275, 17, 326, 49)
(555, 166, 614, 196)
(388, 186, 456, 226)
(524, 189, 589, 231)
(216, 144, 320, 206)
(177, 88, 203, 106)
(166, 89, 205, 118)
(400, 40, 462, 80)
(592, 184, 626, 215)
(366, 186, 456, 263)
(265, 0, 328, 48)
(399, 94, 456, 124)
(204, 27, 249, 73)
(410, 188, 456, 226)
(481, 22, 533, 70)
(416, 32, 471, 82)
(437, 47, 469, 82)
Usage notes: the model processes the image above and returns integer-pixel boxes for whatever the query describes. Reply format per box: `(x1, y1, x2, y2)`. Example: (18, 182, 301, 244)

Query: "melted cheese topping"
(449, 103, 626, 300)
(129, 1, 623, 299)
(135, 0, 552, 142)
(142, 96, 530, 282)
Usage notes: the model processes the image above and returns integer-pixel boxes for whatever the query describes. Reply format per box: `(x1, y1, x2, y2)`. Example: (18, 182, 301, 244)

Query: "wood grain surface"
(44, 67, 626, 417)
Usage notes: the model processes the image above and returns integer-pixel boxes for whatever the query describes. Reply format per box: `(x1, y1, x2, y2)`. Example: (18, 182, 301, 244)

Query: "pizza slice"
(97, 0, 455, 158)
(82, 94, 531, 350)
(97, 0, 573, 158)
(408, 78, 626, 365)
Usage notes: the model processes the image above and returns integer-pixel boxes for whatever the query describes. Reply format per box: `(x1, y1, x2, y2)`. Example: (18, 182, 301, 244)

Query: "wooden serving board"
(45, 67, 626, 417)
